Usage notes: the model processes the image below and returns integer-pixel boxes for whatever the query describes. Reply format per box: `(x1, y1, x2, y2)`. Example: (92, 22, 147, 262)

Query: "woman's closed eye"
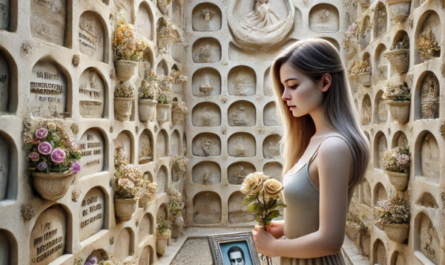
(288, 84, 298, 89)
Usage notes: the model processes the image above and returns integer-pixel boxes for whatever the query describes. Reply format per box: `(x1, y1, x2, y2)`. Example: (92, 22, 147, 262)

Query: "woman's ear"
(321, 73, 332, 92)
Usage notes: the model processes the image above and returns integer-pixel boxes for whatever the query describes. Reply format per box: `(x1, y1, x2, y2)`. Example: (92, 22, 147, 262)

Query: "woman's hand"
(265, 221, 284, 239)
(252, 225, 277, 257)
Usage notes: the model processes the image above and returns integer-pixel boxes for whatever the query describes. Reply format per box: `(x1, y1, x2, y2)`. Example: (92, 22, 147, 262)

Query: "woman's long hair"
(271, 38, 370, 187)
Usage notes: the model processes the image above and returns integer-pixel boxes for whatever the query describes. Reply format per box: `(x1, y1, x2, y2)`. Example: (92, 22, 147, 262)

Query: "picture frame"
(208, 231, 261, 265)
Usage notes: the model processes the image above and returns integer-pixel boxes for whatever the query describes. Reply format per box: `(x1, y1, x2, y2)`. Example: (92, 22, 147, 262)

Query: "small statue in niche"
(139, 142, 152, 163)
(202, 171, 212, 184)
(201, 7, 215, 21)
(114, 142, 129, 166)
(199, 75, 213, 96)
(232, 164, 249, 184)
(198, 45, 212, 63)
(202, 109, 212, 126)
(318, 9, 330, 22)
(234, 74, 247, 95)
(239, 0, 281, 32)
(232, 105, 247, 126)
(234, 136, 246, 156)
(201, 137, 213, 156)
(421, 73, 440, 119)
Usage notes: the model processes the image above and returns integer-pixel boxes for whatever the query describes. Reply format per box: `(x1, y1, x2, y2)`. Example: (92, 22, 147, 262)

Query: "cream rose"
(240, 172, 267, 195)
(263, 179, 284, 198)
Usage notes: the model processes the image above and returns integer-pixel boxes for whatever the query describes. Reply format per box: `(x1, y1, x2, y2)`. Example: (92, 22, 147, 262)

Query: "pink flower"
(35, 128, 48, 139)
(37, 161, 47, 171)
(28, 152, 40, 161)
(38, 142, 52, 155)
(51, 148, 66, 164)
(72, 161, 81, 173)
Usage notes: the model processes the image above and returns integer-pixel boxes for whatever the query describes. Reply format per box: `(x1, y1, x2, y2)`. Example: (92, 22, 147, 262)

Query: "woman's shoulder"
(317, 135, 354, 167)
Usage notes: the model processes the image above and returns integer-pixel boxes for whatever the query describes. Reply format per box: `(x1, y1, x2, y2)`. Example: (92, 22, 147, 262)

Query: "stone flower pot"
(358, 72, 371, 87)
(382, 223, 409, 243)
(386, 100, 410, 124)
(383, 49, 409, 75)
(114, 97, 133, 121)
(386, 170, 409, 191)
(156, 229, 171, 256)
(32, 170, 76, 201)
(114, 60, 137, 81)
(171, 223, 183, 239)
(156, 103, 172, 123)
(114, 198, 138, 221)
(138, 99, 157, 122)
(172, 110, 185, 125)
(386, 0, 411, 23)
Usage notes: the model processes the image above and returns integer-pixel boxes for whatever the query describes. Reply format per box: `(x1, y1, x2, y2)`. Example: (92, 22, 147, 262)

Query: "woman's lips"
(288, 105, 296, 110)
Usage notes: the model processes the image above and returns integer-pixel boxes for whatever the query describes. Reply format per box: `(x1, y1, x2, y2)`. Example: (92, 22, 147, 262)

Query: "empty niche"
(373, 2, 387, 38)
(170, 130, 180, 156)
(138, 130, 153, 164)
(192, 38, 221, 63)
(182, 134, 187, 156)
(79, 187, 106, 241)
(415, 72, 440, 120)
(137, 2, 153, 41)
(415, 11, 441, 64)
(263, 162, 282, 181)
(263, 134, 281, 158)
(263, 68, 273, 97)
(264, 102, 279, 126)
(30, 60, 69, 118)
(30, 205, 69, 265)
(79, 68, 106, 118)
(228, 133, 256, 157)
(228, 101, 256, 126)
(359, 16, 371, 49)
(228, 192, 255, 224)
(172, 0, 182, 29)
(156, 130, 168, 159)
(138, 50, 155, 78)
(156, 59, 168, 76)
(79, 12, 106, 62)
(116, 131, 133, 164)
(374, 90, 387, 124)
(192, 133, 221, 157)
(157, 203, 168, 220)
(114, 0, 134, 24)
(392, 131, 408, 149)
(415, 213, 440, 264)
(374, 132, 387, 169)
(309, 4, 339, 32)
(192, 3, 222, 32)
(114, 228, 134, 262)
(416, 131, 440, 180)
(0, 132, 12, 201)
(193, 191, 221, 224)
(156, 166, 168, 194)
(139, 245, 154, 265)
(138, 213, 154, 242)
(373, 182, 387, 205)
(360, 179, 372, 207)
(79, 128, 106, 177)
(391, 251, 406, 265)
(228, 162, 255, 185)
(192, 161, 221, 184)
(192, 102, 221, 126)
(375, 44, 388, 81)
(373, 239, 387, 265)
(31, 0, 69, 46)
(416, 192, 439, 208)
(361, 95, 371, 125)
(228, 66, 256, 96)
(0, 229, 17, 265)
(192, 68, 221, 97)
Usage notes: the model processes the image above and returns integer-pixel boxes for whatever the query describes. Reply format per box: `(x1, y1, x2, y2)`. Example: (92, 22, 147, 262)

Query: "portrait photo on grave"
(208, 231, 260, 265)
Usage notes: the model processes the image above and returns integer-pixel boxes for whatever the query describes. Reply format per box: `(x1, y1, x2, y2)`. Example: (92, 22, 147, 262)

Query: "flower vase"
(386, 0, 411, 23)
(383, 49, 409, 75)
(114, 198, 138, 221)
(156, 103, 172, 123)
(386, 100, 410, 124)
(114, 60, 137, 81)
(114, 98, 133, 121)
(32, 170, 76, 201)
(358, 72, 372, 87)
(382, 223, 409, 243)
(156, 229, 171, 256)
(138, 99, 157, 122)
(386, 170, 409, 191)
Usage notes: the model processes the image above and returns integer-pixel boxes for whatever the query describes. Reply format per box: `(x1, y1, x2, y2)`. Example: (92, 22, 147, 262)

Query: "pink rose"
(38, 142, 52, 155)
(72, 161, 81, 173)
(51, 148, 66, 164)
(35, 128, 48, 139)
(28, 152, 40, 161)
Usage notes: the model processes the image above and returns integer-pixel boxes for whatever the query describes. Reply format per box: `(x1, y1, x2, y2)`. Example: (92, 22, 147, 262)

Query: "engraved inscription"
(0, 0, 9, 30)
(79, 12, 105, 61)
(31, 0, 67, 46)
(0, 53, 8, 112)
(79, 129, 104, 176)
(0, 134, 9, 200)
(79, 69, 105, 118)
(79, 188, 104, 241)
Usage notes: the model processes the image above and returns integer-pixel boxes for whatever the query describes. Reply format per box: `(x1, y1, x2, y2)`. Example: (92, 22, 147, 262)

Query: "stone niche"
(417, 132, 440, 180)
(192, 102, 221, 126)
(192, 38, 221, 63)
(79, 129, 105, 177)
(373, 183, 387, 204)
(143, 171, 153, 183)
(361, 95, 371, 125)
(79, 68, 105, 118)
(0, 132, 11, 201)
(79, 12, 106, 62)
(360, 179, 371, 207)
(263, 102, 279, 126)
(139, 245, 154, 265)
(263, 162, 282, 181)
(157, 203, 168, 220)
(374, 90, 387, 124)
(114, 228, 133, 262)
(416, 213, 440, 264)
(138, 50, 154, 79)
(228, 39, 297, 61)
(228, 192, 255, 224)
(0, 0, 11, 30)
(416, 192, 439, 208)
(79, 188, 105, 241)
(114, 0, 134, 24)
(228, 66, 256, 96)
(415, 11, 441, 64)
(228, 101, 256, 126)
(0, 51, 10, 113)
(116, 131, 133, 164)
(30, 205, 67, 265)
(156, 129, 168, 159)
(137, 2, 153, 41)
(192, 68, 221, 97)
(138, 213, 153, 242)
(170, 130, 180, 156)
(192, 161, 221, 184)
(192, 3, 222, 32)
(193, 191, 221, 224)
(359, 16, 371, 49)
(228, 133, 256, 157)
(391, 251, 406, 265)
(156, 59, 168, 76)
(192, 133, 221, 157)
(172, 0, 182, 28)
(156, 166, 168, 194)
(30, 60, 68, 118)
(228, 162, 255, 185)
(0, 229, 17, 265)
(138, 130, 153, 164)
(375, 44, 388, 81)
(263, 68, 273, 97)
(374, 132, 387, 169)
(373, 2, 387, 39)
(416, 72, 440, 120)
(182, 134, 187, 156)
(263, 134, 281, 158)
(373, 239, 387, 265)
(31, 0, 68, 46)
(309, 4, 339, 32)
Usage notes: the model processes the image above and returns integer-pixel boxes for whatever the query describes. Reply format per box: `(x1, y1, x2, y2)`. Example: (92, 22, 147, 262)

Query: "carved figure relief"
(201, 137, 212, 156)
(192, 68, 221, 96)
(199, 75, 213, 96)
(421, 73, 440, 119)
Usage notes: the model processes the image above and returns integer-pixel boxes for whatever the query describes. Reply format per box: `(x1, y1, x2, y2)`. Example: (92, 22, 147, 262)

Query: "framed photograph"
(208, 231, 260, 265)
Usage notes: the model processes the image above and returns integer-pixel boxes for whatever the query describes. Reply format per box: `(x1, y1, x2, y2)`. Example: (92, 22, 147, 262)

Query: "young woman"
(252, 38, 370, 264)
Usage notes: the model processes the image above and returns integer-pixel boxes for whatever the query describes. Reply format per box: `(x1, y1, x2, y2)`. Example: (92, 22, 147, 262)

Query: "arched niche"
(0, 131, 16, 201)
(31, 0, 70, 47)
(79, 187, 106, 241)
(414, 71, 440, 120)
(192, 68, 221, 97)
(361, 94, 372, 125)
(79, 68, 106, 118)
(374, 131, 387, 169)
(192, 161, 221, 184)
(0, 48, 18, 114)
(414, 131, 440, 181)
(170, 130, 180, 156)
(156, 129, 168, 159)
(373, 2, 387, 39)
(30, 59, 70, 118)
(157, 203, 168, 221)
(391, 131, 408, 149)
(416, 192, 439, 208)
(192, 3, 222, 31)
(192, 133, 221, 157)
(318, 37, 340, 51)
(390, 251, 406, 265)
(228, 192, 255, 224)
(374, 90, 387, 124)
(116, 131, 133, 164)
(228, 66, 256, 96)
(228, 100, 256, 126)
(263, 67, 273, 97)
(360, 179, 371, 207)
(372, 239, 387, 265)
(114, 227, 134, 262)
(294, 7, 303, 31)
(138, 129, 153, 164)
(156, 59, 168, 76)
(139, 245, 154, 265)
(138, 49, 155, 79)
(143, 171, 153, 183)
(374, 43, 388, 82)
(309, 4, 339, 32)
(228, 162, 255, 185)
(263, 101, 279, 126)
(172, 0, 182, 29)
(388, 30, 409, 77)
(136, 2, 154, 41)
(373, 182, 387, 205)
(182, 133, 187, 156)
(79, 11, 107, 62)
(415, 213, 440, 264)
(79, 128, 106, 177)
(414, 10, 441, 64)
(0, 0, 18, 32)
(0, 229, 18, 265)
(263, 134, 281, 158)
(228, 133, 256, 157)
(359, 15, 371, 49)
(115, 0, 134, 23)
(139, 213, 154, 242)
(193, 191, 221, 224)
(192, 102, 221, 126)
(156, 165, 168, 194)
(192, 38, 221, 63)
(263, 162, 282, 181)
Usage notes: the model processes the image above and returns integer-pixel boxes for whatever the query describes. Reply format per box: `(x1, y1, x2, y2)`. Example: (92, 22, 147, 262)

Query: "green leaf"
(265, 219, 272, 225)
(241, 195, 257, 205)
(247, 203, 264, 213)
(256, 216, 263, 223)
(266, 210, 280, 219)
(270, 202, 287, 210)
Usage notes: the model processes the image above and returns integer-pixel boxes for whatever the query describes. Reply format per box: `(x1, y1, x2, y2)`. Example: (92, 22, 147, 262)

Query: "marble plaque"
(31, 0, 67, 46)
(115, 228, 132, 261)
(0, 53, 9, 112)
(192, 68, 221, 97)
(79, 12, 105, 62)
(79, 69, 105, 118)
(30, 61, 67, 118)
(0, 133, 9, 200)
(419, 214, 440, 264)
(79, 188, 105, 241)
(0, 0, 9, 30)
(79, 129, 105, 177)
(138, 131, 153, 164)
(228, 192, 255, 223)
(192, 3, 222, 31)
(192, 161, 221, 184)
(116, 132, 132, 164)
(170, 130, 180, 156)
(264, 102, 279, 126)
(137, 3, 153, 40)
(228, 101, 256, 126)
(228, 133, 256, 157)
(228, 162, 255, 185)
(30, 205, 66, 265)
(193, 192, 221, 224)
(228, 66, 256, 96)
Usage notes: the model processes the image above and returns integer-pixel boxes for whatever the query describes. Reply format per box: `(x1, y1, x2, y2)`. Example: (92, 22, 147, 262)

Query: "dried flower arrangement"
(373, 194, 410, 226)
(358, 58, 372, 73)
(115, 81, 135, 98)
(173, 156, 189, 172)
(157, 89, 173, 104)
(157, 217, 171, 235)
(380, 146, 411, 174)
(112, 146, 144, 199)
(172, 101, 189, 114)
(418, 28, 441, 61)
(346, 212, 368, 233)
(170, 69, 188, 84)
(349, 59, 361, 78)
(138, 69, 159, 100)
(158, 19, 176, 54)
(382, 81, 411, 102)
(390, 35, 409, 50)
(157, 74, 173, 91)
(112, 17, 149, 61)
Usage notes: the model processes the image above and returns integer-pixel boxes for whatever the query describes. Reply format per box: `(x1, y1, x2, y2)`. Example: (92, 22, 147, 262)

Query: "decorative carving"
(201, 137, 212, 156)
(21, 42, 32, 55)
(72, 55, 80, 66)
(309, 5, 339, 32)
(21, 204, 34, 221)
(199, 75, 213, 96)
(72, 189, 81, 202)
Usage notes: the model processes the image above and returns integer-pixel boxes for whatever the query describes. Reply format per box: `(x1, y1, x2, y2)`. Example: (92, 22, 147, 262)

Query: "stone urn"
(156, 103, 172, 123)
(32, 170, 76, 201)
(386, 0, 411, 23)
(156, 229, 171, 256)
(358, 72, 371, 87)
(386, 100, 410, 124)
(114, 60, 137, 81)
(383, 49, 409, 75)
(386, 170, 409, 191)
(138, 99, 157, 122)
(172, 109, 186, 125)
(114, 198, 138, 221)
(382, 223, 409, 243)
(114, 97, 133, 121)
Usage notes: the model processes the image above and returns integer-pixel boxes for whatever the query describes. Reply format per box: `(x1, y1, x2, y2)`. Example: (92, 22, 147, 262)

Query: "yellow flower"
(263, 179, 284, 199)
(240, 172, 267, 195)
